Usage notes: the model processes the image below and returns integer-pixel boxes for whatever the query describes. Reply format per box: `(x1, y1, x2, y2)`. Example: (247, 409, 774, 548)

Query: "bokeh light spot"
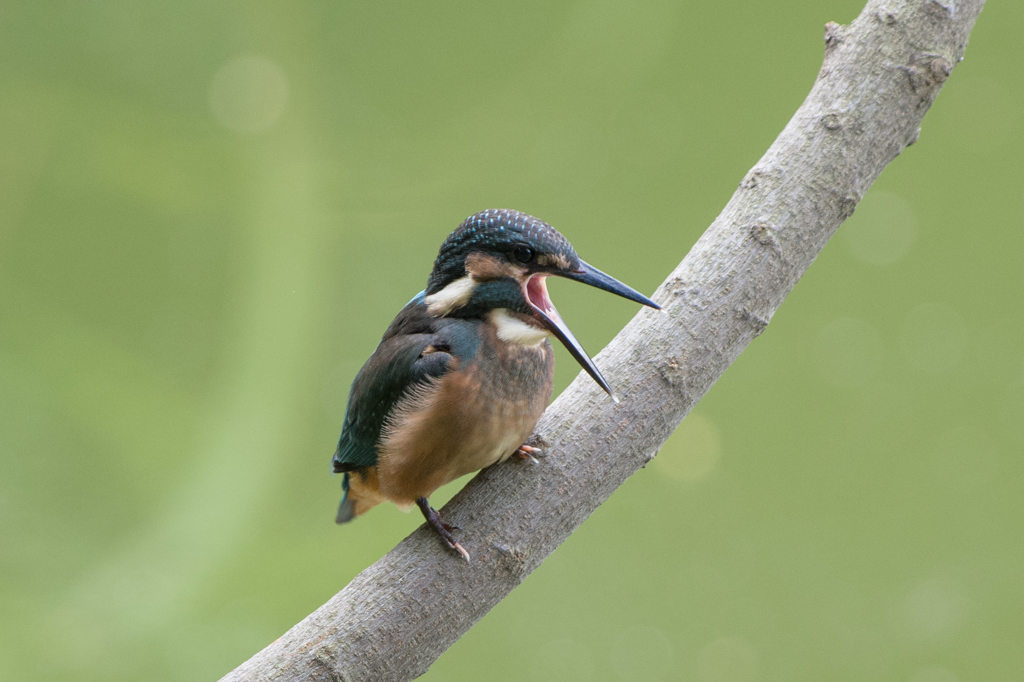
(841, 190, 916, 266)
(904, 577, 970, 641)
(610, 625, 674, 681)
(696, 637, 757, 682)
(898, 303, 966, 374)
(208, 56, 289, 134)
(909, 666, 959, 682)
(812, 317, 882, 388)
(654, 413, 721, 482)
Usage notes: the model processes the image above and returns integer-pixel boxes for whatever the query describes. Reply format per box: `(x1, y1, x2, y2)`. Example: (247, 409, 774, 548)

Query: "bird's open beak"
(562, 261, 662, 310)
(524, 264, 659, 402)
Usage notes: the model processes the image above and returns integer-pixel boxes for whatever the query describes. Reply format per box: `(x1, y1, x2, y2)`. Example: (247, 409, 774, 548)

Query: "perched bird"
(331, 209, 659, 560)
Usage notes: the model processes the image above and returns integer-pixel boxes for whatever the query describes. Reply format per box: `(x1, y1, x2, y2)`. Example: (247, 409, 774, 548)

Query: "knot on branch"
(907, 126, 922, 146)
(821, 111, 843, 131)
(740, 165, 782, 191)
(741, 168, 763, 189)
(927, 0, 953, 17)
(839, 195, 859, 220)
(656, 356, 686, 388)
(311, 646, 345, 682)
(823, 21, 845, 50)
(492, 543, 529, 577)
(929, 57, 953, 81)
(874, 9, 899, 25)
(899, 54, 953, 94)
(667, 280, 709, 311)
(736, 306, 770, 337)
(746, 221, 783, 257)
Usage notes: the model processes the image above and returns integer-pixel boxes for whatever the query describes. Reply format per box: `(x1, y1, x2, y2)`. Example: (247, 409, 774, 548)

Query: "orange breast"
(375, 334, 553, 508)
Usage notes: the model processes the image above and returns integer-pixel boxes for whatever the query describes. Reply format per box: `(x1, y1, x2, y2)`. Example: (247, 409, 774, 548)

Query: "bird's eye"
(511, 244, 534, 264)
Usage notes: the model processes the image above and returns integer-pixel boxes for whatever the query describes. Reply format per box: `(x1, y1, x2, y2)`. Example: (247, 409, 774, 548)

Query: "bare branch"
(221, 1, 985, 680)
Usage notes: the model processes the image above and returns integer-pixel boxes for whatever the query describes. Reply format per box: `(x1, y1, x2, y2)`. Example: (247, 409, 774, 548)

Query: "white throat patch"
(424, 276, 476, 316)
(489, 308, 550, 346)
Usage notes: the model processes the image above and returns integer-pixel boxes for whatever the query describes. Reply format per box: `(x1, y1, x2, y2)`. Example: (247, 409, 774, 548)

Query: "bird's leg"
(416, 497, 470, 563)
(513, 444, 542, 465)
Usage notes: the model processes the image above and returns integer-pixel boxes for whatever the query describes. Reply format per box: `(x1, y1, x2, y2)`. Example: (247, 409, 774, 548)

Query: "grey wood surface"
(220, 1, 985, 679)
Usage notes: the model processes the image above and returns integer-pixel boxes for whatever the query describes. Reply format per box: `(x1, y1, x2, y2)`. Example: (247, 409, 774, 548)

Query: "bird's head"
(423, 209, 660, 400)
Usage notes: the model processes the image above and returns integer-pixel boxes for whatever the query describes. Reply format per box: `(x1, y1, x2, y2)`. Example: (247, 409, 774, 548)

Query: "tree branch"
(221, 1, 985, 680)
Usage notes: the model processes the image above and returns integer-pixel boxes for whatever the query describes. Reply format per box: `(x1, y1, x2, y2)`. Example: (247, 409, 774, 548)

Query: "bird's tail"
(335, 469, 384, 524)
(335, 473, 356, 523)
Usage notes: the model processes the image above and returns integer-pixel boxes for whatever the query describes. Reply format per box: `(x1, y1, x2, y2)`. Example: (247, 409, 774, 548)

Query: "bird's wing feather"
(331, 297, 479, 472)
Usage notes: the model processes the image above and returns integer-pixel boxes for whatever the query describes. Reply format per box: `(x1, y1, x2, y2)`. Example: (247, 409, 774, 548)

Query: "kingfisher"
(331, 209, 659, 561)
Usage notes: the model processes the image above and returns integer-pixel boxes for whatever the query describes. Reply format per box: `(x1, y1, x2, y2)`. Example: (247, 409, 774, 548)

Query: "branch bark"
(221, 1, 984, 680)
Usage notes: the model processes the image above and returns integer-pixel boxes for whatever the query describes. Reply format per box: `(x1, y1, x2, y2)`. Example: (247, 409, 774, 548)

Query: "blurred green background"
(1, 1, 1020, 680)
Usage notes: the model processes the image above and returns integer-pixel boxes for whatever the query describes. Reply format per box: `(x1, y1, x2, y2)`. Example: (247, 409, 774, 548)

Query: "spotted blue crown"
(426, 209, 580, 294)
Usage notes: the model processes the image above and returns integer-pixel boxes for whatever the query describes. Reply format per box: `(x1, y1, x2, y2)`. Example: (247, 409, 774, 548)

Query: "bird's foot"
(513, 444, 542, 465)
(416, 497, 470, 563)
(438, 516, 461, 532)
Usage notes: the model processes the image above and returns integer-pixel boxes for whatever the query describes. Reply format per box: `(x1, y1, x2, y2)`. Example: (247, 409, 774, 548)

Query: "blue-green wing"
(331, 295, 481, 473)
(331, 331, 450, 472)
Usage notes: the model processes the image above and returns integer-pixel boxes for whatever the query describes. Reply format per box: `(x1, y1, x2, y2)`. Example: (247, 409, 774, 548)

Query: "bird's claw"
(449, 541, 471, 563)
(514, 444, 542, 465)
(418, 497, 470, 562)
(437, 528, 470, 562)
(428, 506, 461, 531)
